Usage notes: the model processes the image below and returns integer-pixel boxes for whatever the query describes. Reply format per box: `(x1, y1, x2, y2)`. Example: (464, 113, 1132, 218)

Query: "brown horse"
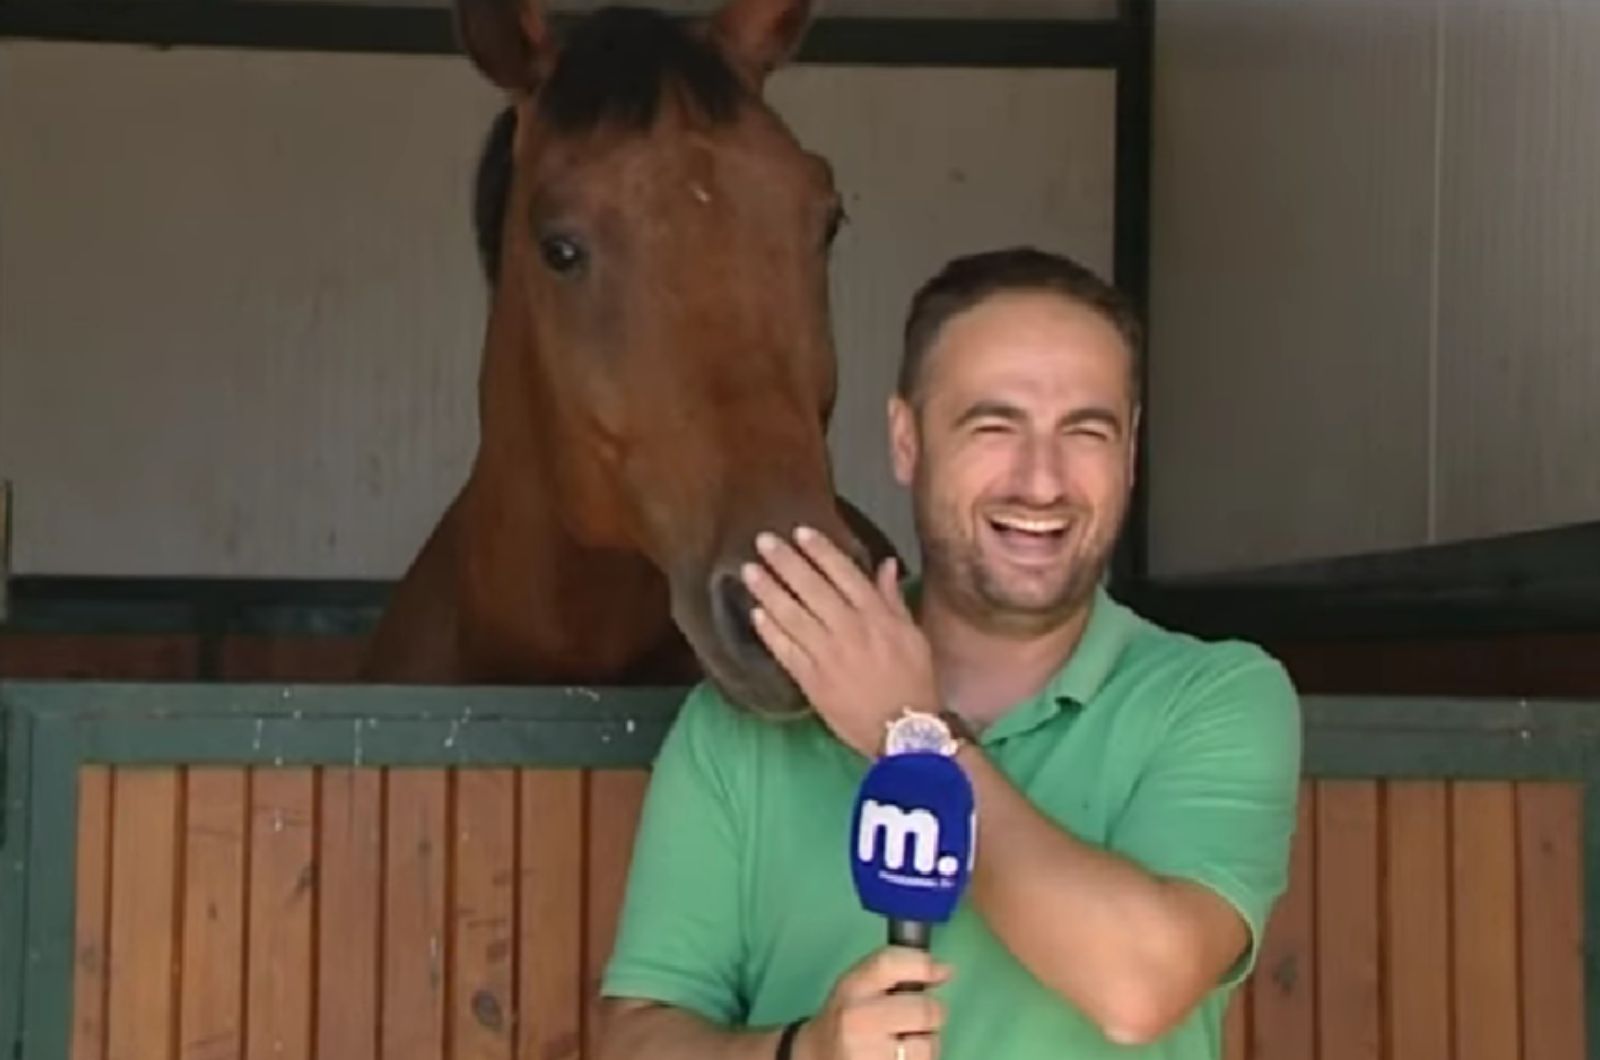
(361, 0, 894, 718)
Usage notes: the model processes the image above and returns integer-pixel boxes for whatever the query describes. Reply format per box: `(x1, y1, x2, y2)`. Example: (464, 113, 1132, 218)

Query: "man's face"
(889, 290, 1139, 634)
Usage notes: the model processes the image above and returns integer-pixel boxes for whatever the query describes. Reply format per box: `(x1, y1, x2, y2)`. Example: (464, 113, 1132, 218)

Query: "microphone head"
(849, 751, 976, 925)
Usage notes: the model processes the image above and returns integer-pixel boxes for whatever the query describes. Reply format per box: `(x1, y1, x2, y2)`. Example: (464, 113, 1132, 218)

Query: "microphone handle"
(887, 919, 931, 995)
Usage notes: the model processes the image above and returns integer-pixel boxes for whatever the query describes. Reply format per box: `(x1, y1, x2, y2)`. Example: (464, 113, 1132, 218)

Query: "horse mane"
(472, 6, 746, 284)
(473, 107, 518, 284)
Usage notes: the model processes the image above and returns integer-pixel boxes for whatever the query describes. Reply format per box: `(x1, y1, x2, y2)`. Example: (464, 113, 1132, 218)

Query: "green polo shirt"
(601, 587, 1302, 1058)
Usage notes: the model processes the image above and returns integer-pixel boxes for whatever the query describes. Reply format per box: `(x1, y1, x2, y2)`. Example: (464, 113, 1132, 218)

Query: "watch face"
(884, 710, 954, 756)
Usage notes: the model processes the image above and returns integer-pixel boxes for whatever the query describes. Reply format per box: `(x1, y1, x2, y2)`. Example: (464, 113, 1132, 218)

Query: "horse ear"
(455, 0, 555, 94)
(710, 0, 817, 80)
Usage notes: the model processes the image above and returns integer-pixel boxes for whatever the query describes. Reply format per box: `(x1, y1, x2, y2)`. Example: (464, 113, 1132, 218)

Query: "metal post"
(1111, 0, 1154, 593)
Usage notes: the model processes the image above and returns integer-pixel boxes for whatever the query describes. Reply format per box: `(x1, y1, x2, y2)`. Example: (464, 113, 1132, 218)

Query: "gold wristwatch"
(882, 706, 976, 757)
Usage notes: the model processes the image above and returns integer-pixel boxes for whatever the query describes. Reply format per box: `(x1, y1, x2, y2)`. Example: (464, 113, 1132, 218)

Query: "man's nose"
(1016, 434, 1067, 503)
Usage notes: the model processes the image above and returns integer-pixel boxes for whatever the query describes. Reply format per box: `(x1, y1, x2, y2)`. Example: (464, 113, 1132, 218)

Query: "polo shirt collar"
(903, 579, 1141, 745)
(1040, 585, 1140, 711)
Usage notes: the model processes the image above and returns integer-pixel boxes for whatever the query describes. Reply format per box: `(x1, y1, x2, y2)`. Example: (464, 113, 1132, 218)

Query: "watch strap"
(939, 708, 978, 748)
(775, 1018, 805, 1060)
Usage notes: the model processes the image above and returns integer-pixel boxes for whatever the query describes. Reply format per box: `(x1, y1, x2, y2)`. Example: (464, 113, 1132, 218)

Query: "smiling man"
(599, 248, 1302, 1060)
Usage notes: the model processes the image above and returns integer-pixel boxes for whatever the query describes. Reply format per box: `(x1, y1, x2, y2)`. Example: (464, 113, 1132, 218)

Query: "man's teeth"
(990, 515, 1067, 534)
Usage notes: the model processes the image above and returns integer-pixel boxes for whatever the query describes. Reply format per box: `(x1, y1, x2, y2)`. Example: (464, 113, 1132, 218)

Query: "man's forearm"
(598, 1000, 786, 1060)
(958, 748, 1241, 1045)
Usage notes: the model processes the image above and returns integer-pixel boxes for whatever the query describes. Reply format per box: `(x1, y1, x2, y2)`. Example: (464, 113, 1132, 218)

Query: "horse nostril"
(711, 570, 765, 658)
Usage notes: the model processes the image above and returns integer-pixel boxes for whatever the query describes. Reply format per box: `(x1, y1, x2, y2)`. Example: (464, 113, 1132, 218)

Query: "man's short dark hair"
(897, 247, 1144, 403)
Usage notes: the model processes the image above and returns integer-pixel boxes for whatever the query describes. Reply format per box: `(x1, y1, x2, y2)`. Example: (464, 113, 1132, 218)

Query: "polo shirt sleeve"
(1107, 644, 1302, 988)
(599, 685, 750, 1025)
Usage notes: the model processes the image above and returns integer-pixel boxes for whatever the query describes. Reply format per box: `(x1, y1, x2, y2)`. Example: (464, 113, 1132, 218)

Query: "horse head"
(457, 0, 878, 718)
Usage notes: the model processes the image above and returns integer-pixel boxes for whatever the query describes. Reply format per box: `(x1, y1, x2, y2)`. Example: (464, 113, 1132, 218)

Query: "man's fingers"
(823, 950, 949, 1060)
(876, 556, 913, 618)
(753, 531, 855, 631)
(742, 560, 828, 654)
(837, 993, 946, 1044)
(749, 605, 816, 679)
(793, 526, 876, 610)
(842, 947, 952, 1000)
(876, 993, 947, 1039)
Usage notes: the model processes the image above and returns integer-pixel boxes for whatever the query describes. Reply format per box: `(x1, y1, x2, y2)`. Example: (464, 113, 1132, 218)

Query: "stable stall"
(2, 0, 1598, 1056)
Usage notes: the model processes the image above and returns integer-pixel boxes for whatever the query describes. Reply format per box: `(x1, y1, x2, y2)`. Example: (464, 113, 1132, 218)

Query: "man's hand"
(795, 947, 952, 1060)
(741, 526, 938, 758)
(596, 949, 950, 1060)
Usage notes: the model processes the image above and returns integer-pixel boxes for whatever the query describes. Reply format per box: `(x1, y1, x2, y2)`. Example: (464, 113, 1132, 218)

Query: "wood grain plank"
(105, 768, 181, 1060)
(1273, 633, 1600, 699)
(0, 634, 198, 679)
(1517, 782, 1585, 1060)
(315, 768, 382, 1060)
(519, 771, 584, 1060)
(1251, 782, 1314, 1060)
(245, 769, 315, 1060)
(178, 769, 246, 1060)
(1315, 781, 1381, 1060)
(583, 771, 650, 1058)
(452, 770, 515, 1060)
(71, 766, 112, 1060)
(1451, 781, 1521, 1060)
(1384, 781, 1451, 1060)
(217, 636, 369, 682)
(382, 770, 448, 1060)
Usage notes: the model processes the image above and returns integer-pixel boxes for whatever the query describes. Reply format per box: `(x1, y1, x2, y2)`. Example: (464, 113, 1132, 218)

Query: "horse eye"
(539, 234, 586, 274)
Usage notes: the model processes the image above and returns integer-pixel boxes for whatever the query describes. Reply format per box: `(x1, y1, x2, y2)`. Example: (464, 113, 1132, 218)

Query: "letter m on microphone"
(849, 752, 976, 925)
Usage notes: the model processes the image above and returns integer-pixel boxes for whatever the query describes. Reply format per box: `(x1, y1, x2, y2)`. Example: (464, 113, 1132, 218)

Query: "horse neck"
(462, 288, 683, 674)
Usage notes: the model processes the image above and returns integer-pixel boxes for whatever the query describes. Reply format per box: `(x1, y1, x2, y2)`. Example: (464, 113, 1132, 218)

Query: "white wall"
(0, 40, 1115, 577)
(1148, 0, 1600, 577)
(1432, 0, 1600, 544)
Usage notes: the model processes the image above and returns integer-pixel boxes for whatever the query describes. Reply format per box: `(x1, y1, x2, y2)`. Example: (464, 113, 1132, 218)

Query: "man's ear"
(710, 0, 817, 82)
(455, 0, 556, 94)
(888, 394, 920, 487)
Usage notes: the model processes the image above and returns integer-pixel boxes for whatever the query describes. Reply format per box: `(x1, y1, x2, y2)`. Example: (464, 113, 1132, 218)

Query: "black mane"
(472, 6, 745, 285)
(472, 106, 518, 284)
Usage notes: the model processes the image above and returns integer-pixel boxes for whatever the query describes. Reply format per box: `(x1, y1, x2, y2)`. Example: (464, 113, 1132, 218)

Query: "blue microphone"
(849, 750, 976, 962)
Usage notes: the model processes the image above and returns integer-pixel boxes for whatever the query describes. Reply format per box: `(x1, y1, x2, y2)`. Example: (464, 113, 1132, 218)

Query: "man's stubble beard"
(910, 472, 1123, 640)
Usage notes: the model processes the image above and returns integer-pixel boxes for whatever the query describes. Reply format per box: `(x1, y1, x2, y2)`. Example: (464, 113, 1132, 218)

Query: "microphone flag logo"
(848, 751, 975, 924)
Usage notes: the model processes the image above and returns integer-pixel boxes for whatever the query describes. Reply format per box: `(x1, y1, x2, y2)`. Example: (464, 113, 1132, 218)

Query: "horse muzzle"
(697, 525, 874, 719)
